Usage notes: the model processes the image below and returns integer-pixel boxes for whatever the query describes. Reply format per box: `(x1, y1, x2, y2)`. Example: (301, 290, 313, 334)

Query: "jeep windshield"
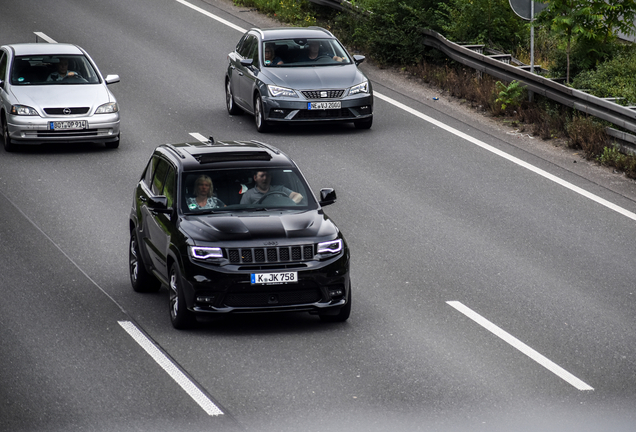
(181, 168, 315, 214)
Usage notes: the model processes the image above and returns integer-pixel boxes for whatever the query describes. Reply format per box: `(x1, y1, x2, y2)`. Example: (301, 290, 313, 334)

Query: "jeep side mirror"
(319, 188, 337, 206)
(148, 195, 172, 214)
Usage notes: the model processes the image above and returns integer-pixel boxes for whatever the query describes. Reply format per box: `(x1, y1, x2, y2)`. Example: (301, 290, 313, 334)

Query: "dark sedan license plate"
(251, 271, 298, 285)
(50, 120, 87, 130)
(308, 102, 341, 110)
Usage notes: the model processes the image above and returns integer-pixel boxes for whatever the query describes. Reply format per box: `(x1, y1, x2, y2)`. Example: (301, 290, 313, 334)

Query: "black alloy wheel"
(169, 264, 197, 329)
(129, 231, 161, 293)
(2, 117, 16, 152)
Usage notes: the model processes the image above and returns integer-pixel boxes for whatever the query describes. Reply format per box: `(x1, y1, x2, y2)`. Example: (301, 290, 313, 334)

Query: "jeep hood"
(181, 211, 337, 242)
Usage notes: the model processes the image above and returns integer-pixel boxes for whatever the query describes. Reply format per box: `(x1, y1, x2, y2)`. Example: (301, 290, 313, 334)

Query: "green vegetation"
(231, 0, 636, 178)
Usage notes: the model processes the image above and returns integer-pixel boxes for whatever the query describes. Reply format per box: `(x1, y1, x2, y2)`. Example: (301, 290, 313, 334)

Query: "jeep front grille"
(227, 245, 314, 264)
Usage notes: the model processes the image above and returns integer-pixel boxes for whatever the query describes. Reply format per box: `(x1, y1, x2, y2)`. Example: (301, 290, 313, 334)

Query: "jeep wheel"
(169, 264, 197, 329)
(129, 231, 161, 293)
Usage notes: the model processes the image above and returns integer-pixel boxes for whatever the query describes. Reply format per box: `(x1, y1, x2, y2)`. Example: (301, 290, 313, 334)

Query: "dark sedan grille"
(44, 107, 90, 115)
(227, 245, 314, 264)
(301, 90, 345, 99)
(224, 289, 321, 307)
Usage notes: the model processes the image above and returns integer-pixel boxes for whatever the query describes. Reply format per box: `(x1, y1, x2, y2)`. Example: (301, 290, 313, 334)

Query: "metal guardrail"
(419, 29, 636, 132)
(307, 0, 636, 151)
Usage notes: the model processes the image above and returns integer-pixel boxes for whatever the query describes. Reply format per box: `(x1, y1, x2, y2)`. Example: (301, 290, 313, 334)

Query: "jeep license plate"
(308, 102, 341, 110)
(251, 272, 298, 285)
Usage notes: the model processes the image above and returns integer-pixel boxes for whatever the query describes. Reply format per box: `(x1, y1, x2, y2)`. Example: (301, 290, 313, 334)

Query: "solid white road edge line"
(33, 32, 57, 43)
(373, 93, 636, 222)
(446, 301, 594, 391)
(118, 321, 224, 416)
(175, 0, 636, 223)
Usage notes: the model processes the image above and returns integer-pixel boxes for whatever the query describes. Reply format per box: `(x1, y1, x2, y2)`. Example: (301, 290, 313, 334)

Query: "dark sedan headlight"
(96, 102, 119, 114)
(10, 105, 39, 116)
(349, 81, 369, 95)
(190, 246, 223, 261)
(268, 85, 298, 98)
(317, 239, 343, 258)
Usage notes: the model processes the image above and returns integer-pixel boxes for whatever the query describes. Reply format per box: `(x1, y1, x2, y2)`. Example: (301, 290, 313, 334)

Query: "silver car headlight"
(96, 102, 119, 114)
(349, 81, 369, 95)
(317, 239, 343, 257)
(268, 85, 298, 98)
(10, 105, 39, 116)
(190, 246, 223, 261)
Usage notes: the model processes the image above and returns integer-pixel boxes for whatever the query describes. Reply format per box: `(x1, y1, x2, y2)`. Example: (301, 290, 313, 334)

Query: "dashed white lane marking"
(189, 132, 208, 142)
(447, 301, 594, 391)
(33, 32, 57, 43)
(118, 321, 224, 416)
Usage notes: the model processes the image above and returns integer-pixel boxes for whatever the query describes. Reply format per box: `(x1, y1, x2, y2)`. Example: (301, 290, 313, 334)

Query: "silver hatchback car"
(0, 43, 120, 151)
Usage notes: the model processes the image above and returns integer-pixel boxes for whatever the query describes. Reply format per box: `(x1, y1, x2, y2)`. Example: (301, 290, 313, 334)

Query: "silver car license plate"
(251, 272, 298, 285)
(308, 102, 341, 110)
(50, 120, 88, 130)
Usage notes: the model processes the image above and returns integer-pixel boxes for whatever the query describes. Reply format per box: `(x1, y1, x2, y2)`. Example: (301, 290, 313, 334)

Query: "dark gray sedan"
(225, 27, 373, 132)
(0, 43, 120, 152)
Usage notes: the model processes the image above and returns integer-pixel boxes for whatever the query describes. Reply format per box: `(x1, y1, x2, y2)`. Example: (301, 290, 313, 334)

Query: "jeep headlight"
(317, 239, 343, 257)
(190, 246, 223, 261)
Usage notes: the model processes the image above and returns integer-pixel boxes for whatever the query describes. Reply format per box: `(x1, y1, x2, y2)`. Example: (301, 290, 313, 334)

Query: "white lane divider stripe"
(446, 301, 594, 391)
(118, 321, 224, 416)
(175, 0, 246, 33)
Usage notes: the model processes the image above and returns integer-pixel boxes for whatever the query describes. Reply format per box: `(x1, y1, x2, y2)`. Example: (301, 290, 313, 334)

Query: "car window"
(181, 168, 315, 214)
(237, 35, 256, 59)
(151, 158, 171, 196)
(262, 38, 350, 67)
(164, 167, 176, 208)
(0, 52, 7, 82)
(10, 54, 100, 85)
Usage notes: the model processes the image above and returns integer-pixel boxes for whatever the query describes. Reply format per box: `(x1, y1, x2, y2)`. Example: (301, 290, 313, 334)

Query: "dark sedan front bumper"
(262, 93, 373, 123)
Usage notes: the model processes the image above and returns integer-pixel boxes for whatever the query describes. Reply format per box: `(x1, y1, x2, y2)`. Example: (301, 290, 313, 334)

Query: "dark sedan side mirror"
(353, 55, 365, 66)
(319, 188, 337, 206)
(240, 59, 254, 67)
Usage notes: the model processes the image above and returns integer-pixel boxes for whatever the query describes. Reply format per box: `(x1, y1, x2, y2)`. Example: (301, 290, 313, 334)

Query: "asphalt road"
(1, 1, 636, 431)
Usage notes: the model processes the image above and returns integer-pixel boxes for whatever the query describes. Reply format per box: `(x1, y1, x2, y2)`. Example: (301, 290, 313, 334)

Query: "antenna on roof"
(208, 136, 215, 144)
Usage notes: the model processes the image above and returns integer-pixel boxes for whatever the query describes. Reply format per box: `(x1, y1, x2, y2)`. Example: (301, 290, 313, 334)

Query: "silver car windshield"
(262, 38, 350, 67)
(10, 55, 100, 85)
(182, 168, 314, 214)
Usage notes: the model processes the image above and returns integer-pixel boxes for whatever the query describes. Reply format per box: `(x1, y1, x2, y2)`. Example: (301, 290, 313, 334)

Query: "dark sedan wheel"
(254, 95, 270, 133)
(319, 288, 352, 322)
(169, 264, 197, 329)
(129, 231, 161, 293)
(2, 117, 17, 152)
(225, 78, 242, 115)
(354, 116, 373, 130)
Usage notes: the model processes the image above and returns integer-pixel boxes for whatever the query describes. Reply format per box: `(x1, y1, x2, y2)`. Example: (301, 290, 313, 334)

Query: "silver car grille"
(44, 107, 90, 115)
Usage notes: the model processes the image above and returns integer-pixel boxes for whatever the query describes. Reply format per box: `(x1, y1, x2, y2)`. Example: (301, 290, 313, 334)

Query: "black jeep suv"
(129, 139, 351, 329)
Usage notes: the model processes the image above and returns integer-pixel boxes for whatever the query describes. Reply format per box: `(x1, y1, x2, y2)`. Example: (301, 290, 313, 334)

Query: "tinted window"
(261, 38, 350, 67)
(10, 54, 100, 85)
(181, 168, 315, 213)
(238, 35, 256, 58)
(151, 159, 171, 196)
(164, 167, 176, 207)
(0, 52, 7, 82)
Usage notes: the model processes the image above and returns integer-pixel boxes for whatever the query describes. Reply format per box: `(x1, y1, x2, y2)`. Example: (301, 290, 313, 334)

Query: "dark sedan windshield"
(11, 55, 100, 85)
(181, 168, 315, 214)
(262, 38, 350, 67)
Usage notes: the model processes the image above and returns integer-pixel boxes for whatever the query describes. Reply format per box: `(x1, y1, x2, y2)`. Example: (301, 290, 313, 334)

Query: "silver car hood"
(10, 84, 113, 110)
(262, 65, 365, 90)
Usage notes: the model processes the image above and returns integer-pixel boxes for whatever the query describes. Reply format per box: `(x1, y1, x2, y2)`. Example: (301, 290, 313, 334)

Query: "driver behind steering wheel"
(240, 170, 303, 204)
(302, 40, 344, 63)
(46, 58, 78, 81)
